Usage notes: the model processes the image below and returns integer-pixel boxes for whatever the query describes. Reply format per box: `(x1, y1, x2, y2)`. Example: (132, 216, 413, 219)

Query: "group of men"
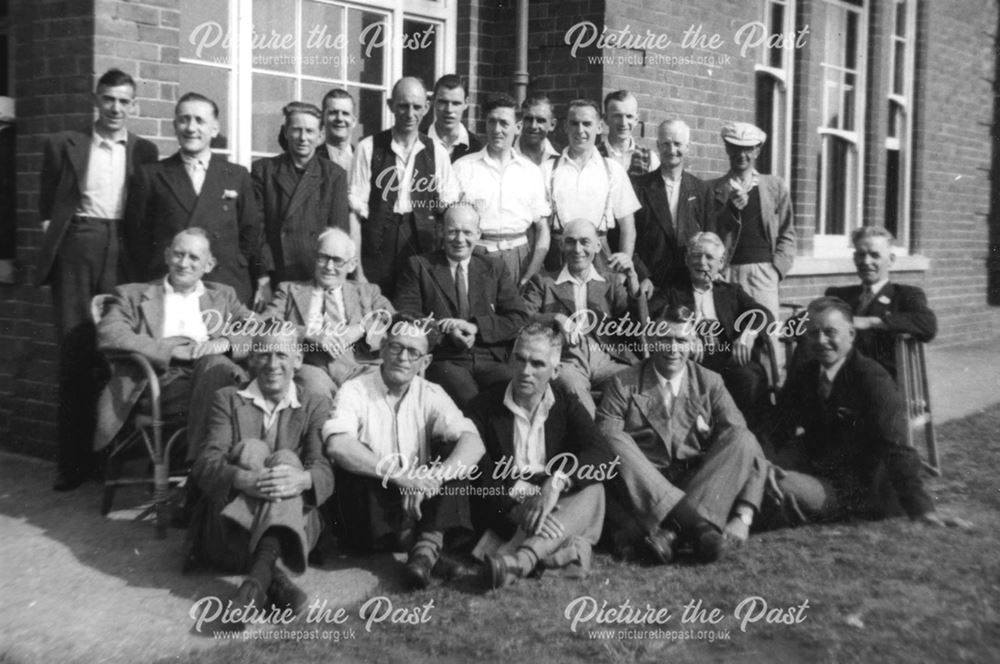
(38, 66, 964, 629)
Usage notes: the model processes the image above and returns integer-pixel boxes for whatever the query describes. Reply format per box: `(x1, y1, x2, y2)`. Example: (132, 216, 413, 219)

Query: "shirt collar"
(93, 125, 127, 146)
(602, 135, 636, 156)
(653, 365, 686, 398)
(429, 121, 470, 148)
(555, 264, 606, 285)
(503, 382, 555, 422)
(865, 278, 890, 296)
(727, 168, 760, 190)
(179, 152, 210, 168)
(163, 276, 206, 297)
(448, 256, 472, 272)
(237, 378, 301, 412)
(559, 146, 602, 167)
(821, 356, 848, 383)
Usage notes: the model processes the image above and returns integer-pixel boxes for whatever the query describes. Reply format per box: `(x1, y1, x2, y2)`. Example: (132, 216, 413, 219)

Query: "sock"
(411, 530, 444, 561)
(247, 534, 281, 591)
(513, 547, 539, 575)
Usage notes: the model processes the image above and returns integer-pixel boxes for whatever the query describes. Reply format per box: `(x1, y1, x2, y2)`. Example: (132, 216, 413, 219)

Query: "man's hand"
(517, 478, 562, 537)
(170, 343, 195, 362)
(732, 340, 753, 367)
(41, 219, 51, 233)
(393, 474, 443, 521)
(607, 252, 633, 273)
(191, 337, 230, 359)
(321, 334, 350, 360)
(443, 320, 478, 350)
(917, 511, 973, 529)
(555, 313, 584, 347)
(689, 337, 705, 363)
(727, 180, 749, 210)
(638, 278, 654, 299)
(852, 316, 884, 331)
(233, 468, 269, 500)
(253, 278, 273, 312)
(256, 464, 312, 502)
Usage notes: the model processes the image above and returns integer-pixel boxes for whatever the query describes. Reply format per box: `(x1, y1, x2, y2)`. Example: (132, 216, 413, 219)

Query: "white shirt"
(692, 283, 718, 322)
(654, 365, 686, 413)
(514, 137, 560, 166)
(78, 128, 127, 219)
(237, 379, 301, 434)
(661, 171, 682, 224)
(543, 148, 641, 231)
(307, 285, 345, 334)
(349, 133, 459, 218)
(503, 383, 555, 474)
(161, 278, 209, 342)
(603, 135, 660, 172)
(325, 142, 354, 174)
(453, 149, 550, 235)
(447, 257, 471, 296)
(322, 370, 478, 471)
(180, 152, 210, 195)
(428, 122, 470, 156)
(555, 264, 606, 313)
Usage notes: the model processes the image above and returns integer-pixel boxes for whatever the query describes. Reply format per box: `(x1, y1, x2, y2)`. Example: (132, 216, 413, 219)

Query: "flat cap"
(720, 122, 766, 147)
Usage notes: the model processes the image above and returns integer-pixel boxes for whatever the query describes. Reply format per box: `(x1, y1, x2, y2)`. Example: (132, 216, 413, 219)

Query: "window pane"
(355, 86, 385, 137)
(253, 0, 296, 74)
(302, 0, 345, 80)
(768, 3, 784, 68)
(349, 9, 386, 86)
(844, 12, 858, 70)
(402, 19, 440, 91)
(252, 73, 296, 154)
(843, 73, 855, 130)
(823, 137, 851, 235)
(895, 0, 907, 38)
(755, 73, 776, 175)
(893, 41, 905, 95)
(180, 0, 229, 62)
(180, 64, 231, 149)
(885, 149, 900, 238)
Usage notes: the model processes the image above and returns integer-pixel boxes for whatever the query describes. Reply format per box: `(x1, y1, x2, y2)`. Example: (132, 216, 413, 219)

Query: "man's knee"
(231, 438, 271, 469)
(266, 448, 304, 470)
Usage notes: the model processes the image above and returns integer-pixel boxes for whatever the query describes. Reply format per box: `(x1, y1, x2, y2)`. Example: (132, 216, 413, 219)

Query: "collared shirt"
(555, 264, 606, 313)
(514, 137, 560, 166)
(428, 122, 470, 156)
(322, 369, 478, 471)
(77, 127, 127, 219)
(162, 277, 209, 342)
(692, 283, 718, 322)
(447, 257, 471, 295)
(602, 135, 660, 173)
(726, 168, 761, 195)
(654, 365, 686, 413)
(325, 142, 354, 173)
(237, 379, 301, 434)
(349, 133, 459, 218)
(661, 170, 682, 224)
(503, 382, 555, 474)
(180, 152, 210, 195)
(543, 148, 641, 231)
(453, 148, 550, 235)
(307, 284, 346, 334)
(867, 278, 890, 299)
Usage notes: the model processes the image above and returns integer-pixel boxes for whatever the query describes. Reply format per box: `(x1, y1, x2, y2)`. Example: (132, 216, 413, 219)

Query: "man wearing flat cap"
(708, 122, 794, 321)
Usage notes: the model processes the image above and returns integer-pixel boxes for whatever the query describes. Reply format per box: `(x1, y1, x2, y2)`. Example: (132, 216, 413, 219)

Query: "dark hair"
(521, 94, 553, 113)
(433, 74, 467, 98)
(566, 98, 602, 117)
(602, 90, 635, 111)
(806, 296, 854, 325)
(515, 322, 564, 355)
(483, 93, 520, 118)
(176, 91, 220, 119)
(657, 303, 696, 327)
(96, 68, 136, 93)
(851, 225, 895, 246)
(283, 101, 323, 125)
(386, 312, 440, 352)
(320, 88, 355, 110)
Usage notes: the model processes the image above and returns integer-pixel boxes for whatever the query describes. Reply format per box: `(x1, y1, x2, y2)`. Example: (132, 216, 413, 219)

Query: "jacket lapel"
(552, 280, 578, 316)
(277, 405, 305, 451)
(275, 155, 299, 200)
(645, 174, 676, 240)
(491, 405, 517, 463)
(291, 283, 315, 324)
(429, 254, 459, 312)
(712, 286, 736, 336)
(235, 396, 263, 443)
(139, 282, 166, 338)
(757, 177, 775, 245)
(158, 153, 198, 214)
(632, 362, 673, 449)
(675, 171, 701, 239)
(586, 277, 612, 316)
(67, 131, 92, 189)
(867, 282, 895, 318)
(341, 282, 363, 321)
(467, 257, 488, 315)
(673, 366, 703, 450)
(285, 156, 321, 219)
(190, 154, 227, 223)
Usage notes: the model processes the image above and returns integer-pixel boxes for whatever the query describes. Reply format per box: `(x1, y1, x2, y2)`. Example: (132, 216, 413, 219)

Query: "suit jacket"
(708, 173, 795, 278)
(36, 127, 159, 286)
(468, 382, 614, 516)
(261, 279, 394, 364)
(522, 266, 637, 364)
(631, 169, 712, 288)
(192, 385, 334, 510)
(775, 349, 932, 517)
(596, 359, 748, 469)
(251, 153, 350, 283)
(93, 280, 253, 450)
(393, 251, 530, 361)
(826, 282, 937, 378)
(125, 153, 266, 303)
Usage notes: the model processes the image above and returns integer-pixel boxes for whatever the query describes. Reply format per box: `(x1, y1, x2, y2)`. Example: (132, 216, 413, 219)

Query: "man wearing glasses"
(261, 228, 393, 398)
(323, 313, 486, 589)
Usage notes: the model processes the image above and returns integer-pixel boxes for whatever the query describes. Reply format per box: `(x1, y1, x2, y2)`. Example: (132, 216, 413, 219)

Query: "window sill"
(787, 254, 931, 277)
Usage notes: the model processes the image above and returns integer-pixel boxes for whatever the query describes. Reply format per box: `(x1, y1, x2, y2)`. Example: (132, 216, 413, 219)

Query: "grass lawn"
(164, 407, 1000, 664)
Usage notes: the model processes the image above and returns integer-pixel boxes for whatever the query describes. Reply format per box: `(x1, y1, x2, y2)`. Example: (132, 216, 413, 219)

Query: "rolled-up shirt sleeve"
(321, 379, 364, 444)
(425, 382, 478, 442)
(349, 137, 374, 219)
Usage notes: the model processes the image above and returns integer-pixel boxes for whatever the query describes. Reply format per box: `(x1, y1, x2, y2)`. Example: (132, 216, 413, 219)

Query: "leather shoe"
(693, 524, 725, 563)
(269, 570, 308, 618)
(644, 527, 679, 565)
(484, 554, 524, 590)
(403, 552, 437, 590)
(205, 578, 267, 633)
(433, 552, 481, 581)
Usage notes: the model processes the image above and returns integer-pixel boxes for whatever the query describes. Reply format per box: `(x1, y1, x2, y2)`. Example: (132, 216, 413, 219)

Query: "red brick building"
(1, 0, 997, 457)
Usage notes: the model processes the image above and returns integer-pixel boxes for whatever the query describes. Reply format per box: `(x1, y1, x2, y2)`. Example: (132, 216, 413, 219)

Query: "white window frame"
(815, 0, 867, 257)
(754, 0, 795, 184)
(884, 0, 916, 254)
(180, 0, 456, 167)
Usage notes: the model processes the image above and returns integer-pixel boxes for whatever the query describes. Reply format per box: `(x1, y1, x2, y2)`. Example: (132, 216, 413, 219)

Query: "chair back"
(894, 334, 941, 476)
(90, 293, 117, 325)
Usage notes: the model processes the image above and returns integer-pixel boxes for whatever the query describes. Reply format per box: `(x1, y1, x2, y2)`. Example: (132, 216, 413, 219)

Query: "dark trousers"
(51, 219, 120, 480)
(363, 212, 427, 299)
(425, 349, 512, 410)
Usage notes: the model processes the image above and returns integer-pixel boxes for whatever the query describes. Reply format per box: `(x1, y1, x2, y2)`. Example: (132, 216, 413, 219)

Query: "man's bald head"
(657, 119, 691, 171)
(388, 77, 428, 136)
(314, 227, 357, 289)
(561, 219, 601, 274)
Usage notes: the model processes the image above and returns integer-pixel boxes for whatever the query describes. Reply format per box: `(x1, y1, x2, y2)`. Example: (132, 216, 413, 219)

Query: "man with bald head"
(631, 119, 713, 293)
(349, 76, 460, 297)
(523, 218, 640, 415)
(95, 228, 252, 461)
(394, 203, 529, 409)
(262, 227, 394, 397)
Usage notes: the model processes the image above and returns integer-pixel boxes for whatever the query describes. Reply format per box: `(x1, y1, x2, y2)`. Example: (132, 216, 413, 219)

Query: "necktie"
(662, 384, 674, 415)
(818, 372, 833, 401)
(324, 288, 343, 323)
(187, 159, 206, 195)
(455, 262, 470, 319)
(856, 287, 875, 314)
(664, 180, 676, 227)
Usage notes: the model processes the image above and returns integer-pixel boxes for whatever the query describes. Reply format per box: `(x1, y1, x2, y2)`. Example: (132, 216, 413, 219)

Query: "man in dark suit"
(632, 119, 712, 294)
(188, 329, 334, 632)
(95, 229, 252, 462)
(261, 228, 394, 397)
(765, 297, 962, 528)
(597, 305, 767, 564)
(394, 203, 529, 409)
(252, 101, 350, 286)
(468, 324, 616, 588)
(421, 74, 484, 162)
(658, 231, 773, 427)
(125, 92, 268, 305)
(36, 68, 159, 490)
(522, 219, 639, 415)
(825, 226, 936, 380)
